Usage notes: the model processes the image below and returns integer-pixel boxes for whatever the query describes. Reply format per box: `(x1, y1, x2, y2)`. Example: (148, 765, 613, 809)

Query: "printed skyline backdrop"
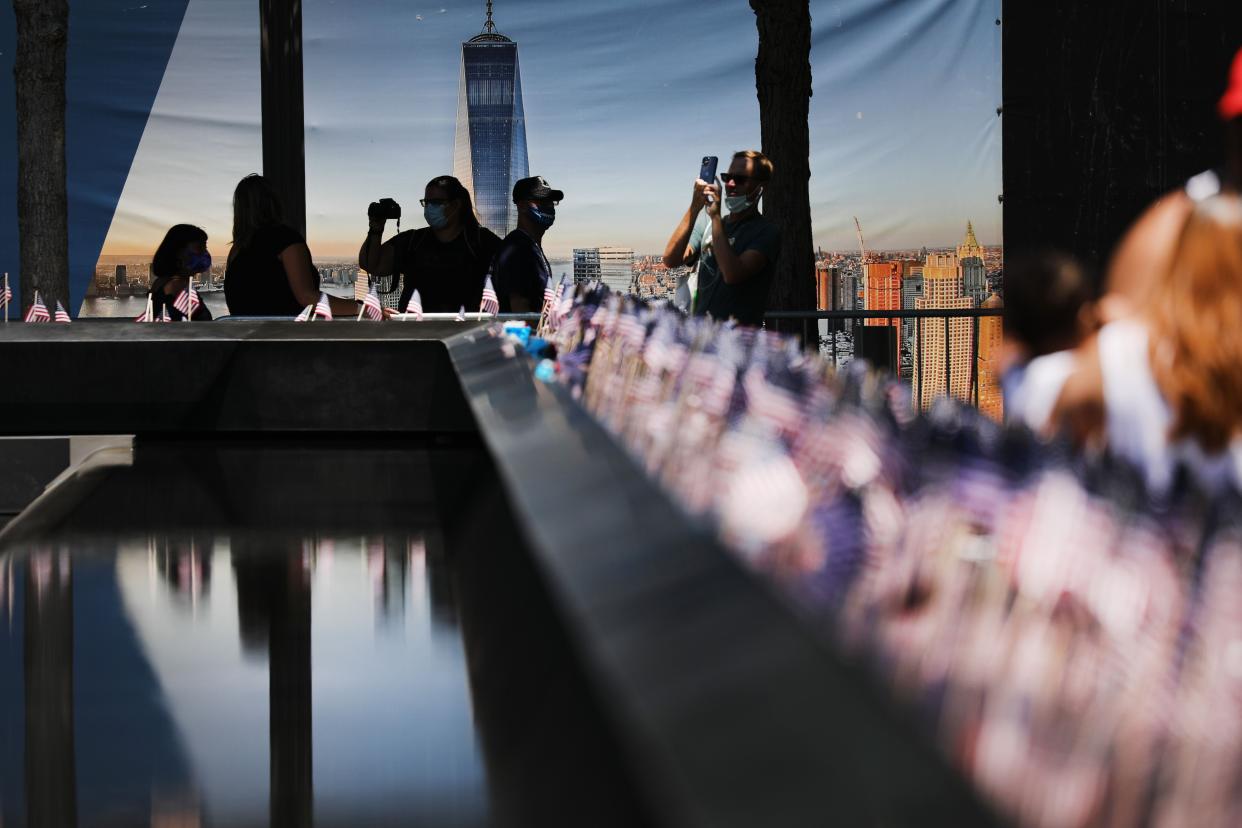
(94, 0, 1001, 261)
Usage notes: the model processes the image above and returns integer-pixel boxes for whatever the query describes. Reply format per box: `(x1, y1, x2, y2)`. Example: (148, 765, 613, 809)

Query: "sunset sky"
(98, 0, 1002, 260)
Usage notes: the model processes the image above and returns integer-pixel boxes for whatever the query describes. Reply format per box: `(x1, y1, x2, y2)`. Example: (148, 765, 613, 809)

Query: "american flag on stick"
(404, 289, 423, 321)
(294, 303, 314, 322)
(314, 292, 334, 321)
(173, 284, 201, 318)
(53, 301, 71, 323)
(359, 285, 384, 321)
(455, 305, 466, 322)
(23, 292, 50, 323)
(135, 294, 154, 322)
(1, 273, 12, 312)
(479, 276, 500, 317)
(159, 306, 172, 323)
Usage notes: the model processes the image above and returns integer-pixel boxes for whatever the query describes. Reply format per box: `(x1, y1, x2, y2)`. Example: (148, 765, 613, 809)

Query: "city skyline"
(93, 0, 1002, 261)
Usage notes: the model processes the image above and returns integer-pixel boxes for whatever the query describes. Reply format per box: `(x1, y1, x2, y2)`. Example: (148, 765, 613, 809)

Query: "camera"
(368, 198, 401, 221)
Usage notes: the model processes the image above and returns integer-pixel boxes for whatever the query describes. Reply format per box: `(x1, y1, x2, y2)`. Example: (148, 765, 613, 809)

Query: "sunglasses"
(719, 173, 765, 186)
(528, 198, 560, 207)
(420, 198, 450, 207)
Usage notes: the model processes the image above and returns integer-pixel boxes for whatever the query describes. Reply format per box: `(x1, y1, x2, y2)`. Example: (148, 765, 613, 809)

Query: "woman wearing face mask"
(359, 175, 502, 314)
(149, 224, 214, 321)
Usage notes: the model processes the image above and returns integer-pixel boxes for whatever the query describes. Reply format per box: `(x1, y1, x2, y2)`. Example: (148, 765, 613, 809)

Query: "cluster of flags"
(295, 292, 336, 322)
(17, 290, 70, 324)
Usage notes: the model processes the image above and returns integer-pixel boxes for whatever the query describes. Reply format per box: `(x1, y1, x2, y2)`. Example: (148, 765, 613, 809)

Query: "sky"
(98, 0, 1002, 260)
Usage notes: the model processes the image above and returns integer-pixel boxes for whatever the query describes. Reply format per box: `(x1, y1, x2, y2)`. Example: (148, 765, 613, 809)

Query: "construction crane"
(853, 216, 868, 263)
(853, 216, 869, 292)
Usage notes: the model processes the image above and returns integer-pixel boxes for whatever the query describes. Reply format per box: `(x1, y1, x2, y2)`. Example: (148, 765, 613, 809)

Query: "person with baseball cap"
(1103, 45, 1242, 320)
(489, 176, 563, 313)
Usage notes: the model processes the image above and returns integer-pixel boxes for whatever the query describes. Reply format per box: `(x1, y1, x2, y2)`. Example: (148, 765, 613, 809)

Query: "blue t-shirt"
(688, 211, 781, 326)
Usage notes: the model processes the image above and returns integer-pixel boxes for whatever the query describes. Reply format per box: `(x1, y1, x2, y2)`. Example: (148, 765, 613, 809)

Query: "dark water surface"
(0, 440, 648, 828)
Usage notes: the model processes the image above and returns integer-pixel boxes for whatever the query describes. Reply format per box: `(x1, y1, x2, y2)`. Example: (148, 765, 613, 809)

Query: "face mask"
(725, 187, 762, 215)
(528, 204, 556, 229)
(424, 203, 450, 229)
(186, 251, 212, 273)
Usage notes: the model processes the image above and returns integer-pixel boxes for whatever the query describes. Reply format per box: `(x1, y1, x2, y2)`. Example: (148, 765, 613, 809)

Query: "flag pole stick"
(3, 272, 8, 324)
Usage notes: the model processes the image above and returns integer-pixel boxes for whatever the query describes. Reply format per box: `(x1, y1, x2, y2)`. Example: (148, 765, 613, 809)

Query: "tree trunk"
(750, 0, 815, 338)
(12, 0, 70, 316)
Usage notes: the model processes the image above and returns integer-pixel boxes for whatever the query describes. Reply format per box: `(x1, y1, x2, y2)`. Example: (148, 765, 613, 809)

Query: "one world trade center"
(453, 2, 530, 236)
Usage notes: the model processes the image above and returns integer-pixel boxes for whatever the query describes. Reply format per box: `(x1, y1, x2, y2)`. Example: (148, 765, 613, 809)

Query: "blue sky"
(100, 0, 1001, 259)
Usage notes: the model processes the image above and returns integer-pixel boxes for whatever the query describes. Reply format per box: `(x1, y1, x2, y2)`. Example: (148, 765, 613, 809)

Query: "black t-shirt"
(149, 276, 213, 321)
(224, 224, 311, 317)
(492, 230, 550, 313)
(394, 226, 502, 313)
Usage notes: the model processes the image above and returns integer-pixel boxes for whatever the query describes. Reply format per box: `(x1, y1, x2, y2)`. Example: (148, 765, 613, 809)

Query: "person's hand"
(383, 307, 401, 319)
(703, 182, 722, 220)
(690, 178, 712, 212)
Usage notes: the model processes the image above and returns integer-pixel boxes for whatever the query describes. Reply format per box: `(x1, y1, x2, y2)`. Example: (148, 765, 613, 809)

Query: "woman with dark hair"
(224, 174, 357, 317)
(150, 223, 213, 321)
(358, 175, 502, 313)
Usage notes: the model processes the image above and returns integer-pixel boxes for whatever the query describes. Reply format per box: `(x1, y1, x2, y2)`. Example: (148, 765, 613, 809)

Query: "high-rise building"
(976, 293, 1004, 420)
(912, 251, 975, 409)
(863, 261, 904, 327)
(114, 264, 127, 285)
(573, 248, 600, 285)
(958, 221, 988, 305)
(453, 1, 529, 236)
(574, 246, 634, 293)
(901, 265, 924, 374)
(837, 270, 859, 311)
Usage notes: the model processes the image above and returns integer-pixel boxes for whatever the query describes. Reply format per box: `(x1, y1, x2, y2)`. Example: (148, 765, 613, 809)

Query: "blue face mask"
(528, 204, 556, 229)
(186, 251, 212, 274)
(424, 204, 450, 230)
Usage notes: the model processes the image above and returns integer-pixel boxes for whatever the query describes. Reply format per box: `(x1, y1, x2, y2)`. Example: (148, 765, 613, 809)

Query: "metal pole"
(943, 315, 951, 402)
(971, 315, 980, 407)
(916, 317, 923, 408)
(260, 0, 307, 238)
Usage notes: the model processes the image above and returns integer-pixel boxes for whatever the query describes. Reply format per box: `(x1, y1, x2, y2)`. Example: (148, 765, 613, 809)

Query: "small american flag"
(294, 303, 314, 321)
(0, 277, 12, 309)
(455, 305, 466, 322)
(159, 306, 172, 323)
(314, 292, 334, 321)
(135, 301, 153, 322)
(404, 288, 424, 320)
(542, 280, 556, 312)
(23, 292, 50, 323)
(479, 277, 500, 317)
(173, 284, 201, 318)
(361, 285, 384, 320)
(53, 301, 71, 323)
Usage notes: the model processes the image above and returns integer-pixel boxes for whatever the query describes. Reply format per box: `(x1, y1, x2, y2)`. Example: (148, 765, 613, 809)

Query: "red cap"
(1221, 46, 1242, 120)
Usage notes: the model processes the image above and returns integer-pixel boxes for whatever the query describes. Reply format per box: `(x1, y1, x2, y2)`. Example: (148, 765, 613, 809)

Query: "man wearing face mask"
(490, 176, 563, 313)
(663, 150, 781, 326)
(359, 175, 502, 313)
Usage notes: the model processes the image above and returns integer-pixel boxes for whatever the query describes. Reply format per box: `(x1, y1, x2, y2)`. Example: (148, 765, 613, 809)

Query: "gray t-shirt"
(687, 211, 781, 326)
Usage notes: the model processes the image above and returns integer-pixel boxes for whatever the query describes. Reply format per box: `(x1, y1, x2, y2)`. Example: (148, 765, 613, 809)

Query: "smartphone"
(699, 156, 718, 203)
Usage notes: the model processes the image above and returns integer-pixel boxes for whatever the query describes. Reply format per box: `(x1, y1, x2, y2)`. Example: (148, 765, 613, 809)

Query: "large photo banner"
(0, 0, 1001, 351)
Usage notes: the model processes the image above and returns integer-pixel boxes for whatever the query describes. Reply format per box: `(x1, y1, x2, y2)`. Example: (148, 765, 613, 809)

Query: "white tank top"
(1098, 319, 1242, 495)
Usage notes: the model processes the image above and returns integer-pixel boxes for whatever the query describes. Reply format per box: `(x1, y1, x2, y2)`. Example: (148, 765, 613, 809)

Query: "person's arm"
(703, 193, 771, 286)
(279, 243, 358, 316)
(663, 179, 711, 268)
(358, 219, 398, 275)
(1047, 336, 1106, 446)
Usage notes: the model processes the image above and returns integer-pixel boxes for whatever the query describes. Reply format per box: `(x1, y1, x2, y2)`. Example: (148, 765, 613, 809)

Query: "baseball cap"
(1220, 46, 1242, 120)
(512, 176, 564, 203)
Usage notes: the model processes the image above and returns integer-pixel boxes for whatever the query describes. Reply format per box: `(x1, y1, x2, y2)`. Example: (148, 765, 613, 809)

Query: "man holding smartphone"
(662, 150, 781, 326)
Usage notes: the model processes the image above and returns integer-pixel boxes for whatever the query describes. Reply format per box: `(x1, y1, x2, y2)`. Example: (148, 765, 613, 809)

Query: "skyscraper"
(958, 221, 988, 305)
(976, 293, 1004, 420)
(453, 1, 530, 236)
(912, 251, 974, 409)
(863, 261, 904, 328)
(573, 247, 635, 293)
